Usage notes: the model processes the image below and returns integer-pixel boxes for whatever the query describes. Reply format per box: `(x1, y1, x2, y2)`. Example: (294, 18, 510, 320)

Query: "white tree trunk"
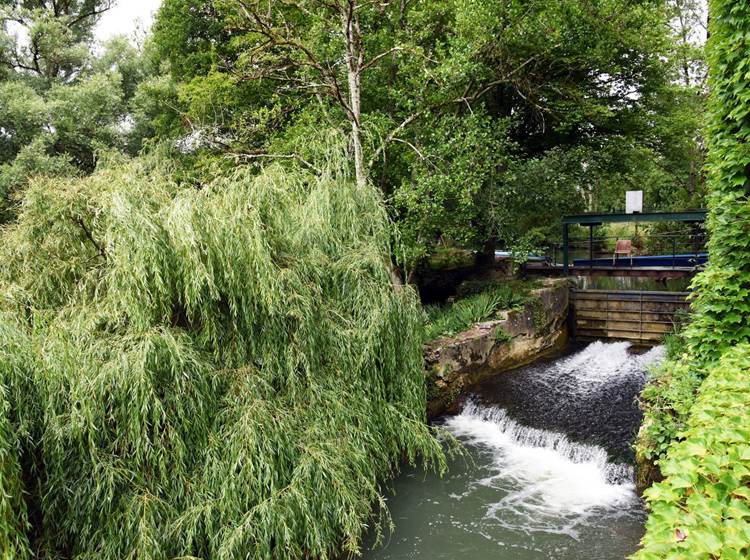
(342, 2, 366, 188)
(342, 2, 402, 286)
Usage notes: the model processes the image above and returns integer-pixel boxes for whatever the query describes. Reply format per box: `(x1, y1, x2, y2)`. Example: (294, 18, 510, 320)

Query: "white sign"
(626, 191, 643, 214)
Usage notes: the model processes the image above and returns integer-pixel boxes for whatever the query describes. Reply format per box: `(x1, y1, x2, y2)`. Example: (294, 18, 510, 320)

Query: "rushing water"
(365, 341, 665, 560)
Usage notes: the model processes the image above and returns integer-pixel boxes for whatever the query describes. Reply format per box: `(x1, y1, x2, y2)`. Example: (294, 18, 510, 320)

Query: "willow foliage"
(0, 318, 31, 560)
(0, 148, 444, 558)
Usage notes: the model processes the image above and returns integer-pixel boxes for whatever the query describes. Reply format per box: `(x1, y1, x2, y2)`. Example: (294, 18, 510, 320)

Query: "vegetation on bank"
(423, 281, 537, 342)
(637, 0, 750, 464)
(635, 346, 750, 559)
(635, 1, 750, 556)
(0, 150, 445, 559)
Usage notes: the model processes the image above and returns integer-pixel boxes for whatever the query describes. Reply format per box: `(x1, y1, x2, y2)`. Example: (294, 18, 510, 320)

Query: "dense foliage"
(637, 0, 750, 459)
(0, 1, 709, 266)
(635, 1, 750, 556)
(0, 1, 720, 558)
(148, 0, 705, 268)
(682, 0, 750, 364)
(0, 149, 445, 558)
(635, 346, 750, 559)
(0, 1, 157, 221)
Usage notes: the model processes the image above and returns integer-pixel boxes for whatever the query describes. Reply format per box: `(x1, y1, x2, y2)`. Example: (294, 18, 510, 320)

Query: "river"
(365, 341, 665, 560)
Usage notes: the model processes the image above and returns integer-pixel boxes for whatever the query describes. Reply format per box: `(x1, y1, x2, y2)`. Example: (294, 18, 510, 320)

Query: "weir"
(367, 341, 664, 559)
(570, 289, 690, 345)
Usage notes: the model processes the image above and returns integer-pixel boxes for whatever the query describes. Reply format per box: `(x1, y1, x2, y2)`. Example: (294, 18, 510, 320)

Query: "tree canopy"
(144, 0, 707, 267)
(0, 1, 156, 220)
(0, 144, 445, 559)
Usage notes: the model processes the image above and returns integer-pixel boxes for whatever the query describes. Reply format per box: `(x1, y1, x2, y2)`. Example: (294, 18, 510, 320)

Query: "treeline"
(1, 0, 706, 269)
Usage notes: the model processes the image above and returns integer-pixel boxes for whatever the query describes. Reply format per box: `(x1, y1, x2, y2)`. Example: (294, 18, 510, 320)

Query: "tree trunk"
(476, 238, 497, 271)
(342, 2, 367, 188)
(342, 2, 403, 287)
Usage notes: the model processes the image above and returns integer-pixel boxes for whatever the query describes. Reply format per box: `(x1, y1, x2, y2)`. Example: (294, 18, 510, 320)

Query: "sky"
(95, 0, 163, 42)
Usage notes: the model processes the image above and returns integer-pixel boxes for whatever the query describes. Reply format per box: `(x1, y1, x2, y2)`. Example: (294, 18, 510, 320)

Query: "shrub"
(0, 150, 445, 559)
(637, 360, 703, 463)
(634, 345, 750, 559)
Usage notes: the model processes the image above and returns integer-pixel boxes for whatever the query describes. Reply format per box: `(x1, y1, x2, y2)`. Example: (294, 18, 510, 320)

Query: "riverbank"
(424, 278, 570, 418)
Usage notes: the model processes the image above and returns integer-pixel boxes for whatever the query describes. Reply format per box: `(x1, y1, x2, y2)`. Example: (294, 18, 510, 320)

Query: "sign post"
(626, 191, 643, 214)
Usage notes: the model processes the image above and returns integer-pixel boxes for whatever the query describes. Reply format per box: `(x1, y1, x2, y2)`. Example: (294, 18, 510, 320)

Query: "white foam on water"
(441, 341, 666, 536)
(523, 340, 665, 399)
(445, 402, 639, 536)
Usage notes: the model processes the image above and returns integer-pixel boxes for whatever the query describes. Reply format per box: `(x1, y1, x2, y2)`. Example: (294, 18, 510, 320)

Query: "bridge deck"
(525, 263, 700, 279)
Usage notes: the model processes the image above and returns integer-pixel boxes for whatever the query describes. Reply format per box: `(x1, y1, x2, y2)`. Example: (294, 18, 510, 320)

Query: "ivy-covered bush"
(635, 1, 750, 556)
(682, 0, 750, 364)
(637, 0, 750, 463)
(634, 345, 750, 559)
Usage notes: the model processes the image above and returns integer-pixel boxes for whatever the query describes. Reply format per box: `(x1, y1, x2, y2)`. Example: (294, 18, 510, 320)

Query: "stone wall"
(424, 278, 570, 418)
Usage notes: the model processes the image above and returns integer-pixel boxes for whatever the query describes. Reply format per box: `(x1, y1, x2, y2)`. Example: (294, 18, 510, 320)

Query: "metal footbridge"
(528, 210, 707, 344)
(523, 210, 708, 280)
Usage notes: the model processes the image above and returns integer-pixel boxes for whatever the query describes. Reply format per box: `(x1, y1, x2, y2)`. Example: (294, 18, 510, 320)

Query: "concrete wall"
(424, 278, 570, 418)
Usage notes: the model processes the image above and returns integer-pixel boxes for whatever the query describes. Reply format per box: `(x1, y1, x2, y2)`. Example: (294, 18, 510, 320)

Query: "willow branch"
(73, 217, 106, 261)
(227, 152, 322, 173)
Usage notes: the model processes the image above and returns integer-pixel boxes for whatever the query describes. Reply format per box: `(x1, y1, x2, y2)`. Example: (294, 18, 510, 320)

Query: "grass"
(423, 281, 538, 342)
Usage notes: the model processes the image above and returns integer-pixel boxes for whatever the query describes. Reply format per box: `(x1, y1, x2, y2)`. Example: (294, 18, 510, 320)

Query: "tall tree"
(150, 0, 690, 268)
(669, 0, 708, 87)
(0, 2, 154, 221)
(0, 0, 113, 84)
(216, 0, 379, 187)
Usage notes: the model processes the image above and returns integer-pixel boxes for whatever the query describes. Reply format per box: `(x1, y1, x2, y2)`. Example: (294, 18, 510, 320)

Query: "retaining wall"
(424, 279, 570, 418)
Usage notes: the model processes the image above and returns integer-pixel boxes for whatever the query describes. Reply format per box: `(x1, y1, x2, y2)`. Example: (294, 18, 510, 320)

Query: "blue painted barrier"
(573, 253, 708, 268)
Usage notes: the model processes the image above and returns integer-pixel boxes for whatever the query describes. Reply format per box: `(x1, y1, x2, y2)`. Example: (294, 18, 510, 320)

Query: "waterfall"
(440, 341, 664, 537)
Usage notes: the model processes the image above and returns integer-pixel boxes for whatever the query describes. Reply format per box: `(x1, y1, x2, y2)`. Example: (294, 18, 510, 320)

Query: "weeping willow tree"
(0, 144, 444, 558)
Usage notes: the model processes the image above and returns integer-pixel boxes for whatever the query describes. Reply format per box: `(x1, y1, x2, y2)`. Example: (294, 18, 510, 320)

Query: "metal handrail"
(543, 232, 708, 267)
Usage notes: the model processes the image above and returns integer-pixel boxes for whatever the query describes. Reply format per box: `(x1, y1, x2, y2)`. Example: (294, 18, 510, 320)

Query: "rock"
(425, 278, 570, 419)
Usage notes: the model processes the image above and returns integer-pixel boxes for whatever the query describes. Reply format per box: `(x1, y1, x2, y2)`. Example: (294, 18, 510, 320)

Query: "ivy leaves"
(635, 3, 750, 557)
(635, 347, 750, 559)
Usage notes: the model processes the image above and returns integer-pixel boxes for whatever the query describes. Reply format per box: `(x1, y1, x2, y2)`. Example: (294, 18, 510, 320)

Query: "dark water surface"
(573, 276, 692, 292)
(364, 341, 665, 560)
